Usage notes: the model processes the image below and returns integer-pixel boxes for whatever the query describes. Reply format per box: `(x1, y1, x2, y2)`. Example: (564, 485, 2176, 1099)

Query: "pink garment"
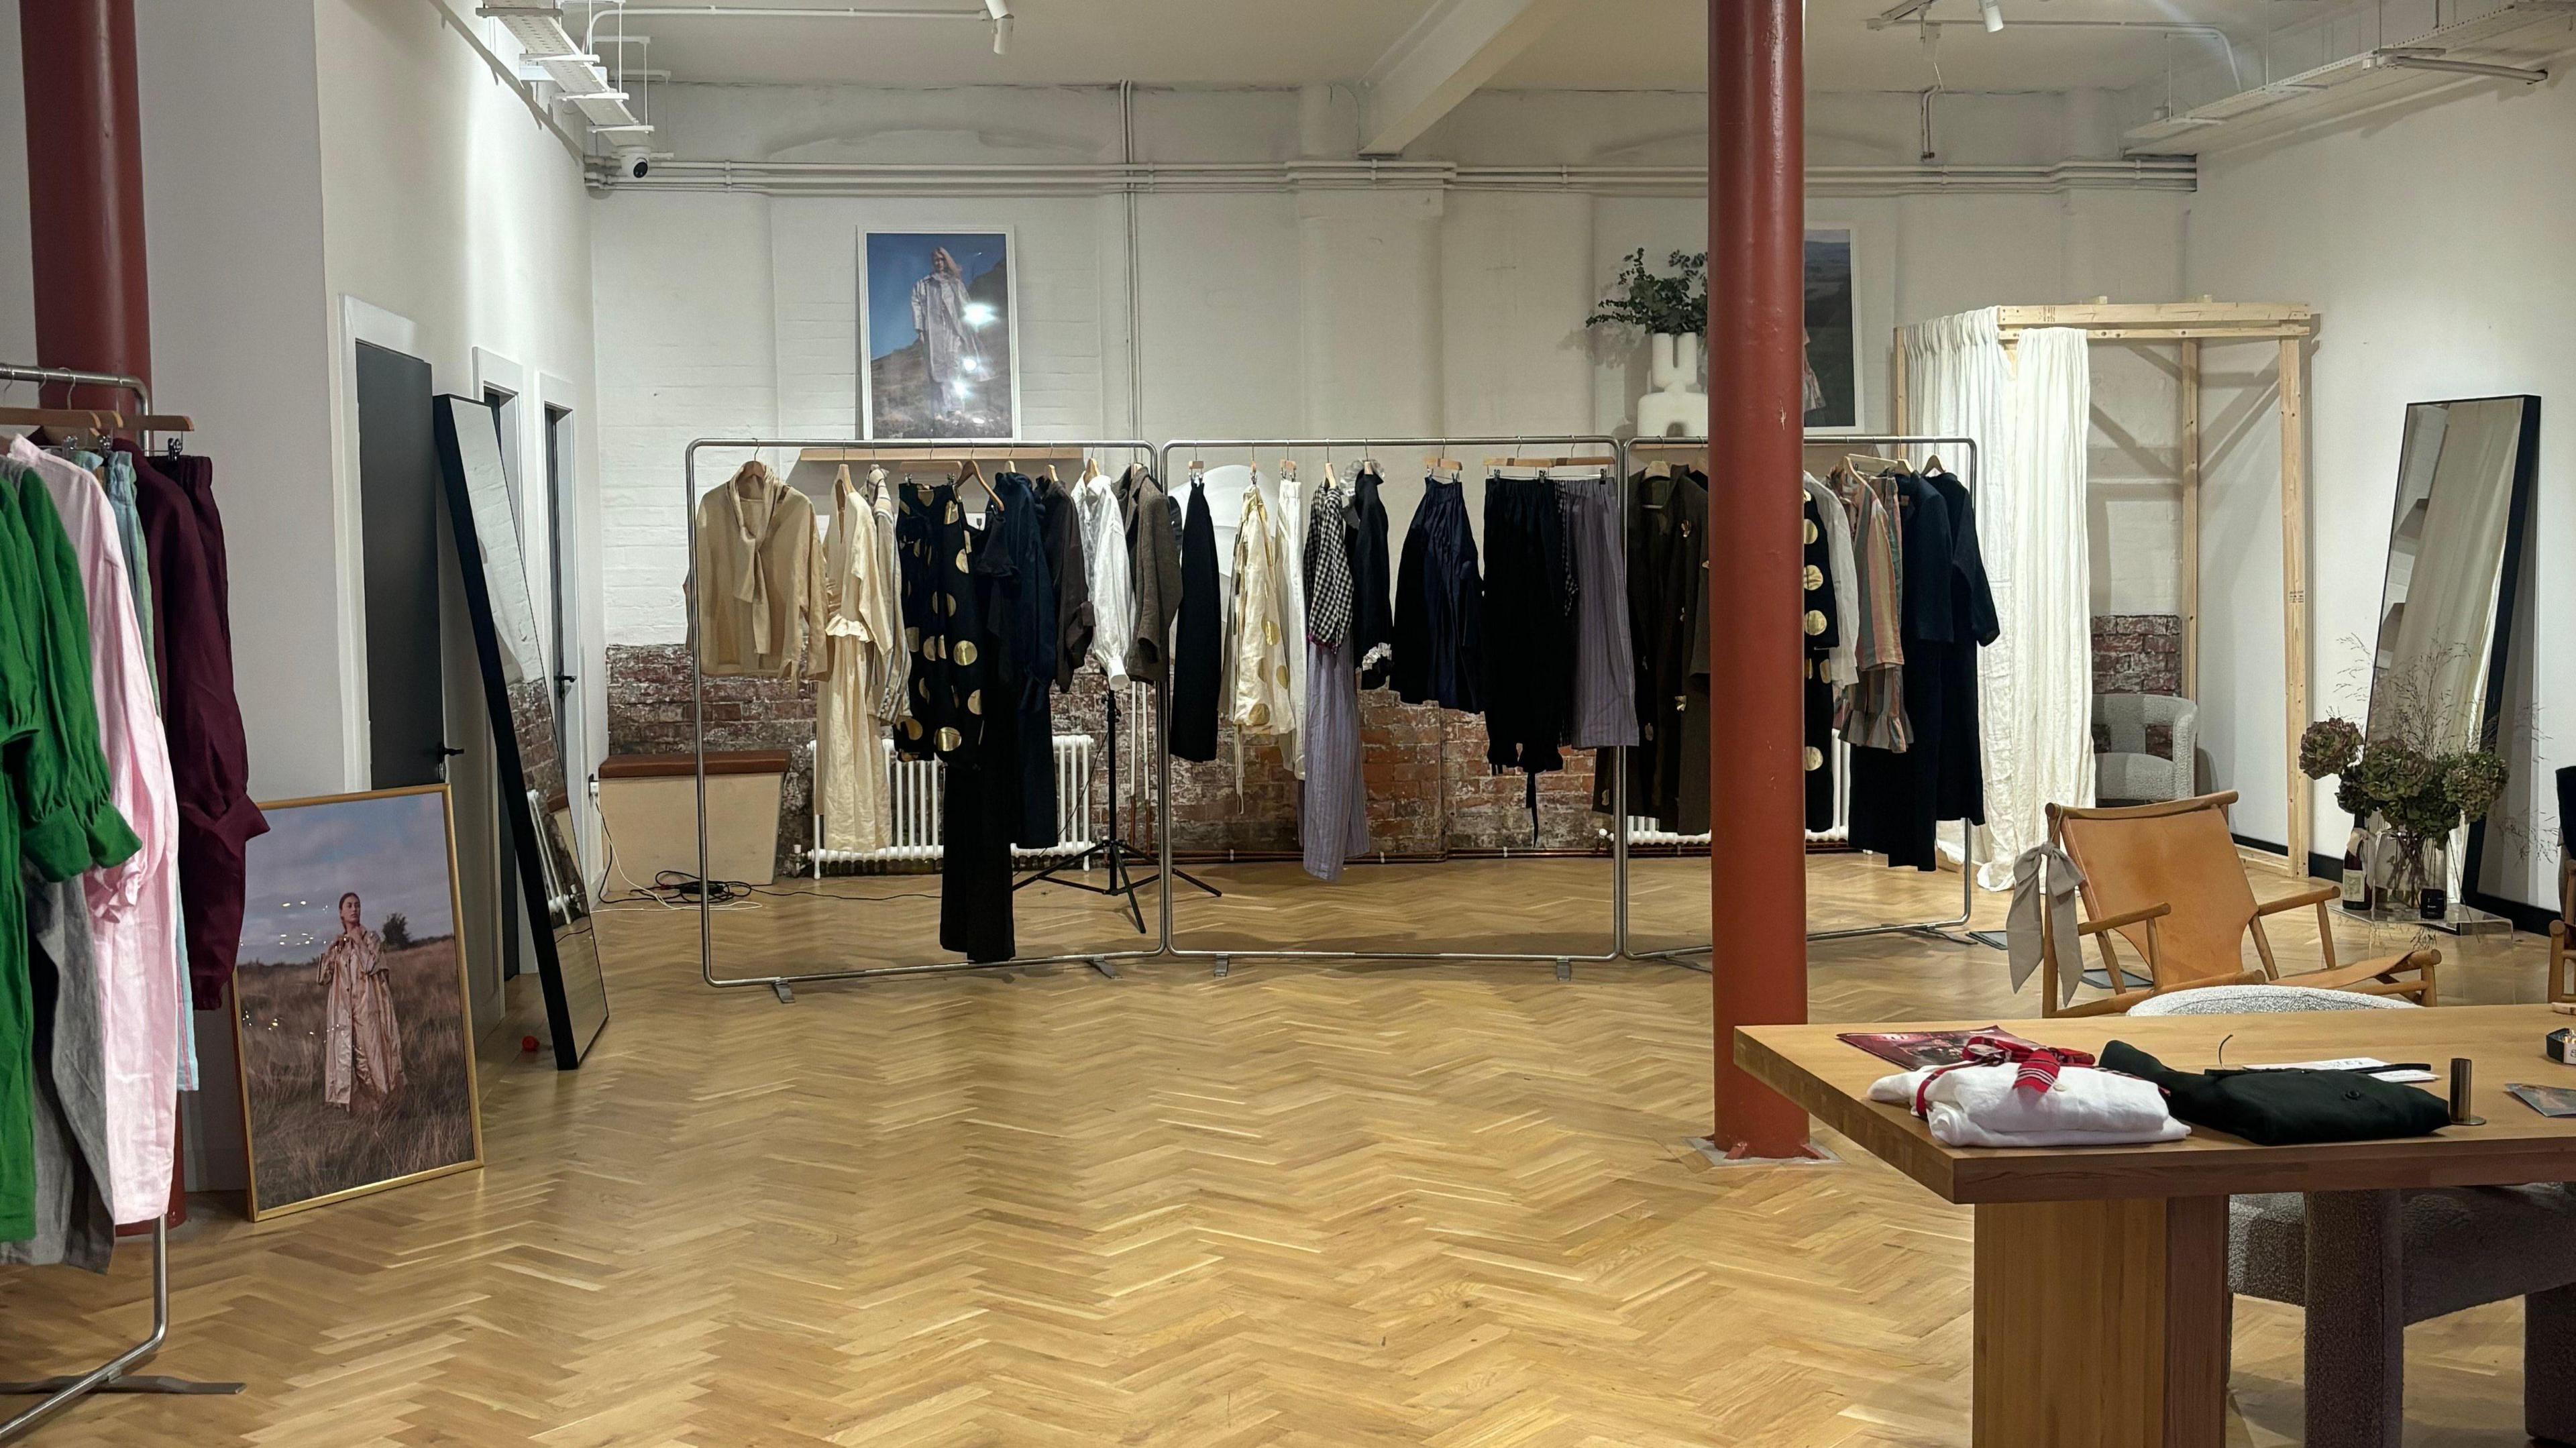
(15, 436, 180, 1223)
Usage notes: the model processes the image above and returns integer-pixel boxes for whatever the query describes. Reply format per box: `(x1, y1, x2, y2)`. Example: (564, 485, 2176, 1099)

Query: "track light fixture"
(1978, 0, 2003, 31)
(983, 0, 1012, 54)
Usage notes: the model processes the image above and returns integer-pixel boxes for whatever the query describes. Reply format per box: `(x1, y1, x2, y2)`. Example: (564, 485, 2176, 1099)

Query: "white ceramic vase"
(1638, 331, 1708, 439)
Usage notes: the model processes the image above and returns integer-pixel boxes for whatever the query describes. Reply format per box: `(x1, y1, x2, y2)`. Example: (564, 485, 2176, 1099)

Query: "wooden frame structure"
(1893, 300, 2322, 870)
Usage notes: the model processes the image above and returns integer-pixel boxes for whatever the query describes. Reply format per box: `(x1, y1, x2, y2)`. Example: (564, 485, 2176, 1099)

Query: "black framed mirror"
(2365, 394, 2540, 924)
(435, 394, 612, 1066)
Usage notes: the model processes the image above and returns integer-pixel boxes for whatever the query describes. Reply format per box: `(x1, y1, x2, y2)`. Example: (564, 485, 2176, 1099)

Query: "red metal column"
(1707, 0, 1813, 1158)
(21, 0, 153, 406)
(22, 0, 181, 1229)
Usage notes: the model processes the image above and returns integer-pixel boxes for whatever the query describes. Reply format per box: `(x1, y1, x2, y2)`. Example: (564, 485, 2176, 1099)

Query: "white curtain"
(1900, 309, 2095, 889)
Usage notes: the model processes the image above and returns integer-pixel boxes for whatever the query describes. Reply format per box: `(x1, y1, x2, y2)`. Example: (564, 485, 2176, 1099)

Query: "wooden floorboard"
(0, 852, 2551, 1445)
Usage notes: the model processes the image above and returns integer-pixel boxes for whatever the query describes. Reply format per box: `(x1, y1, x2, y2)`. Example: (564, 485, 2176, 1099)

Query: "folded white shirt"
(1868, 1064, 2188, 1148)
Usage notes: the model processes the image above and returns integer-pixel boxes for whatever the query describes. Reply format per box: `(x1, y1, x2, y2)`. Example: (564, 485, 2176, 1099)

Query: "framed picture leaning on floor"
(861, 227, 1019, 439)
(231, 784, 484, 1219)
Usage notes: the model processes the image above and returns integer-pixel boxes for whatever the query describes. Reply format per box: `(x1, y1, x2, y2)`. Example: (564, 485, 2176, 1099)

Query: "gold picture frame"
(231, 783, 485, 1221)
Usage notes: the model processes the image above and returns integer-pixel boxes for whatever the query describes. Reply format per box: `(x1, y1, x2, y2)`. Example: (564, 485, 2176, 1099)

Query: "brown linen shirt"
(696, 462, 826, 678)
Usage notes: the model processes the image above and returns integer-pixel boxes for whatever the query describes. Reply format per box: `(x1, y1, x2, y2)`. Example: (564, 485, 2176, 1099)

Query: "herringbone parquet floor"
(0, 853, 2553, 1445)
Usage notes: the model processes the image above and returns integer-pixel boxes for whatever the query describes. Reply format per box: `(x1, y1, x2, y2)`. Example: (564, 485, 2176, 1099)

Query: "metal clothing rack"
(1626, 433, 1988, 963)
(684, 437, 1167, 1001)
(0, 363, 243, 1442)
(1155, 436, 1633, 974)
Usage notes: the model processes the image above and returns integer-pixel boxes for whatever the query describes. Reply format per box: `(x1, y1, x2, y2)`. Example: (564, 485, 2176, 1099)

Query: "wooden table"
(1737, 1005, 2576, 1448)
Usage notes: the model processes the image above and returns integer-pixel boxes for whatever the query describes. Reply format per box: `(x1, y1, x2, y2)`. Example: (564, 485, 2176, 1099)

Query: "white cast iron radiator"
(809, 734, 1096, 872)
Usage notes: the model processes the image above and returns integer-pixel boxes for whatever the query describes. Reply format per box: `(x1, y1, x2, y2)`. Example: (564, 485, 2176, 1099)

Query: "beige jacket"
(696, 461, 826, 678)
(1223, 480, 1293, 737)
(817, 467, 905, 853)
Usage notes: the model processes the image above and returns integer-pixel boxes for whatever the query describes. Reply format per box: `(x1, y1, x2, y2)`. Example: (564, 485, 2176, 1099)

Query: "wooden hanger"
(1422, 452, 1464, 479)
(1483, 452, 1615, 469)
(1079, 456, 1100, 484)
(955, 457, 1000, 512)
(0, 405, 123, 435)
(1844, 451, 1905, 478)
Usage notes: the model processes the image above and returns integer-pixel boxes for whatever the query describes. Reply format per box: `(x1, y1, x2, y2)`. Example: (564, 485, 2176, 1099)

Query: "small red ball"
(521, 1036, 540, 1053)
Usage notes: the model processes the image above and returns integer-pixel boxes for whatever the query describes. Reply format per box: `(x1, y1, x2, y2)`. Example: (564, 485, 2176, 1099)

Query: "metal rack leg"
(0, 1221, 244, 1444)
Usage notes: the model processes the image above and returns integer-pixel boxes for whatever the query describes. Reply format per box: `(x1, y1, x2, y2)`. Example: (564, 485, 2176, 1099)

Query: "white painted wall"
(313, 0, 605, 1032)
(597, 81, 2194, 647)
(2186, 76, 2575, 905)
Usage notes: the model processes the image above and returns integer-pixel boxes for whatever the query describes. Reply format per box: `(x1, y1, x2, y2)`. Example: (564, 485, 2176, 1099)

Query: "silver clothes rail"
(1627, 433, 1987, 965)
(1155, 436, 1633, 974)
(684, 437, 1163, 1001)
(0, 364, 243, 1442)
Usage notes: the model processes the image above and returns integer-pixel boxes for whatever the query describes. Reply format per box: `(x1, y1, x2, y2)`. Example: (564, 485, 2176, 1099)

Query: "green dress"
(1, 464, 140, 1241)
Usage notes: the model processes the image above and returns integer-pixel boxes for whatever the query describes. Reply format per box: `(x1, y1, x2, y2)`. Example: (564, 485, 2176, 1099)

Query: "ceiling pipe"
(2371, 50, 2548, 83)
(584, 2, 1000, 56)
(1880, 15, 2246, 91)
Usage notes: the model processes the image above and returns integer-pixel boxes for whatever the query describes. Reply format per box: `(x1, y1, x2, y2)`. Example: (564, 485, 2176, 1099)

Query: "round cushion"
(2128, 983, 2419, 1016)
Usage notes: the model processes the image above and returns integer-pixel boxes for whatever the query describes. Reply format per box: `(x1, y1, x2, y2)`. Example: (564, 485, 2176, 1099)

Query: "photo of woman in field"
(319, 891, 405, 1113)
(233, 786, 482, 1218)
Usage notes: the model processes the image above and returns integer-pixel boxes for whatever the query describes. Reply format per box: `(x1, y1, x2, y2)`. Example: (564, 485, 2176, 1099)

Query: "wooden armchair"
(2551, 854, 2573, 1005)
(2037, 791, 2439, 1017)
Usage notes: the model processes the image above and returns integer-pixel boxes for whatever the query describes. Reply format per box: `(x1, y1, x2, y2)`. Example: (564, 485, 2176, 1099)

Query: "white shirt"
(1075, 474, 1134, 683)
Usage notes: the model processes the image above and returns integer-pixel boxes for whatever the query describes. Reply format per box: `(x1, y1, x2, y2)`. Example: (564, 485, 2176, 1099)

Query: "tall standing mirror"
(2364, 394, 2540, 926)
(436, 394, 613, 1066)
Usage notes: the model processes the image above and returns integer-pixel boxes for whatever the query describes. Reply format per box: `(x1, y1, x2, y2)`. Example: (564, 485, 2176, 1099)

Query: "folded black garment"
(2100, 1041, 2453, 1147)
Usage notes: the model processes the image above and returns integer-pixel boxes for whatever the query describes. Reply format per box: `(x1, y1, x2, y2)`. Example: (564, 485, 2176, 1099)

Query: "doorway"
(352, 334, 504, 1028)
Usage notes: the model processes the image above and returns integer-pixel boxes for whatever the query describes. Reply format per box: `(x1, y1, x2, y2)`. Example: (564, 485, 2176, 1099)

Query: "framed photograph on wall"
(861, 227, 1019, 439)
(231, 785, 484, 1219)
(1803, 227, 1862, 432)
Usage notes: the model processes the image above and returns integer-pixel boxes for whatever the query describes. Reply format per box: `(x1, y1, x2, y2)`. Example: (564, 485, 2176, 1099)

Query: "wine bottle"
(2341, 818, 2371, 912)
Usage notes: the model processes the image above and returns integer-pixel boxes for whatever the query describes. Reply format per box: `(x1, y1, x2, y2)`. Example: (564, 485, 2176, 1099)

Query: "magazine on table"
(1837, 1027, 2047, 1071)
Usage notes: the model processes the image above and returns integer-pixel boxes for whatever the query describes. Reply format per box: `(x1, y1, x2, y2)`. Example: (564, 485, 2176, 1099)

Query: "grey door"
(356, 342, 445, 787)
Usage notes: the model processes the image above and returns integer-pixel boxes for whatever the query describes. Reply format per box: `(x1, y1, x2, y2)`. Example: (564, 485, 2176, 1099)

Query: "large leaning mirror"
(435, 394, 612, 1066)
(2364, 394, 2540, 926)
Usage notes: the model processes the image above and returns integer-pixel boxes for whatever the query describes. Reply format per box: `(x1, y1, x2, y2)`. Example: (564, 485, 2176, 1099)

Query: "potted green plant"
(1588, 249, 1709, 407)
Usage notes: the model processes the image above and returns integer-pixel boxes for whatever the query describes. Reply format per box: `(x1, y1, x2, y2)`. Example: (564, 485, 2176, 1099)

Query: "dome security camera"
(616, 148, 651, 180)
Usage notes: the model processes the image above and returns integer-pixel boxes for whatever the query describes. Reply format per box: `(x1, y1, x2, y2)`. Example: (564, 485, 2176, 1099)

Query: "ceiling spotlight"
(1978, 0, 2004, 32)
(983, 0, 1012, 53)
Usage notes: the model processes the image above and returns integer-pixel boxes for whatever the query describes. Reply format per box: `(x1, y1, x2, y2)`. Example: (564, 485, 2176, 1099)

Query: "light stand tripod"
(1015, 680, 1220, 932)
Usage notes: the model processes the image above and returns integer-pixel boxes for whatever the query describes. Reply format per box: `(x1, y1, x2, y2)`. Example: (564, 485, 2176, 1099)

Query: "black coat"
(1350, 467, 1396, 689)
(1846, 469, 1997, 869)
(1170, 479, 1224, 761)
(1391, 476, 1483, 712)
(1595, 469, 1709, 834)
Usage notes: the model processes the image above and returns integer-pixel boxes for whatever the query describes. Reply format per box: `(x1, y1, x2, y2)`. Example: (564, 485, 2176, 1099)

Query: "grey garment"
(1299, 638, 1369, 882)
(1559, 473, 1638, 749)
(1117, 465, 1184, 685)
(2005, 842, 2085, 1007)
(1, 869, 117, 1272)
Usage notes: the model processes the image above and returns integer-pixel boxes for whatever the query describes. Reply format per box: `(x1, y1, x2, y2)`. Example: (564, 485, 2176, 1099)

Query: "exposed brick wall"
(608, 644, 820, 873)
(607, 644, 1615, 869)
(2092, 614, 2182, 695)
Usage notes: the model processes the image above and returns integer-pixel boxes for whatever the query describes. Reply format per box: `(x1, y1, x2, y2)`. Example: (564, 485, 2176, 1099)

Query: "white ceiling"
(586, 0, 2318, 93)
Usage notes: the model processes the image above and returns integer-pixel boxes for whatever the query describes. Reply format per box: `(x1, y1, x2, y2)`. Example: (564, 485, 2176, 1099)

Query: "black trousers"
(941, 702, 1020, 964)
(1016, 684, 1057, 850)
(1479, 476, 1569, 776)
